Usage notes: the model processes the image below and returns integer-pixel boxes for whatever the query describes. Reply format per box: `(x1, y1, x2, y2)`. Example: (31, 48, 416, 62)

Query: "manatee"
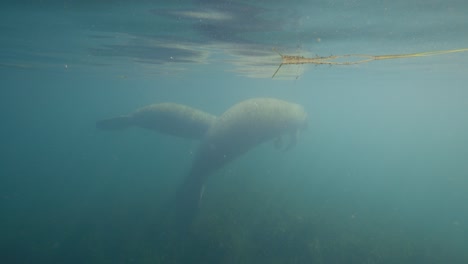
(96, 103, 216, 140)
(175, 98, 308, 227)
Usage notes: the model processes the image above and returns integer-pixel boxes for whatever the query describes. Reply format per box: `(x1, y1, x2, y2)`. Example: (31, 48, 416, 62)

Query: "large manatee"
(175, 98, 308, 227)
(96, 103, 216, 140)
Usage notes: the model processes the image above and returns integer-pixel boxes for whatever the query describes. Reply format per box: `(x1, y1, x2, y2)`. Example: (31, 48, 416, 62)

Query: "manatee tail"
(96, 115, 133, 130)
(173, 172, 205, 233)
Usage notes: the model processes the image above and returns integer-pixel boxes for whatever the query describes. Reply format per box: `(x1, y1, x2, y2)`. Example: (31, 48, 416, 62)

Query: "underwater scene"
(1, 0, 468, 263)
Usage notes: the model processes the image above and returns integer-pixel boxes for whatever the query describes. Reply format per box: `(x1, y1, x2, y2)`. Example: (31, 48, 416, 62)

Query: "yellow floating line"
(272, 48, 468, 78)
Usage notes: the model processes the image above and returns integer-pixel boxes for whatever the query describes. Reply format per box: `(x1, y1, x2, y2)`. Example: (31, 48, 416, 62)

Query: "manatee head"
(259, 98, 308, 135)
(289, 102, 308, 132)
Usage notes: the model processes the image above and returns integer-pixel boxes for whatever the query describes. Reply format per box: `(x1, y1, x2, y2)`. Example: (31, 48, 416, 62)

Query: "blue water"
(1, 1, 468, 263)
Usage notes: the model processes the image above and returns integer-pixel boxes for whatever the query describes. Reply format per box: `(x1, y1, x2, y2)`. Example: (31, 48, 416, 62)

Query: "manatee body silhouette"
(96, 103, 216, 140)
(175, 97, 308, 227)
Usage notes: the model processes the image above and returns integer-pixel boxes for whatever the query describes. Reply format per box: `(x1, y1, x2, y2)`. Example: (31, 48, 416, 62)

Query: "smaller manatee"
(96, 103, 216, 140)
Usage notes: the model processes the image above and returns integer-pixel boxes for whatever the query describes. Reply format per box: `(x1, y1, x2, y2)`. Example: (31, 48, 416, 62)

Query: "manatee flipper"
(96, 115, 133, 130)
